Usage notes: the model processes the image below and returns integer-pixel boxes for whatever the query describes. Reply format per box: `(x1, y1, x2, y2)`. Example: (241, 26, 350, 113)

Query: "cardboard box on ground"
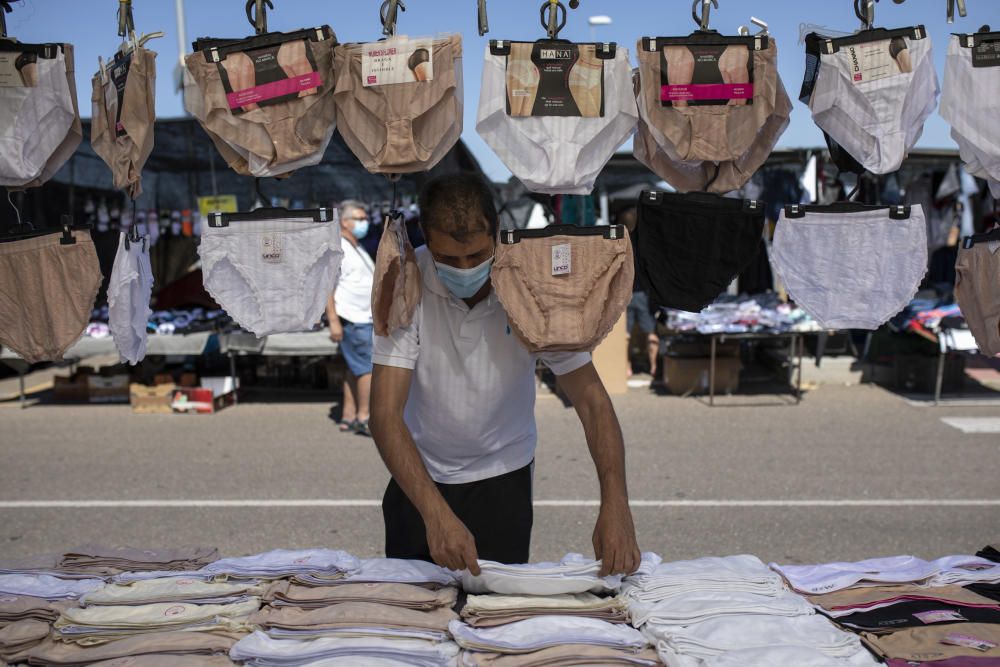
(661, 340, 742, 396)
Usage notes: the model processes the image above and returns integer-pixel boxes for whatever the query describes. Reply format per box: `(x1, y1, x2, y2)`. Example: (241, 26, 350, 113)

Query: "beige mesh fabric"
(333, 35, 463, 174)
(955, 241, 1000, 357)
(250, 601, 458, 634)
(492, 228, 633, 353)
(184, 29, 337, 175)
(636, 39, 779, 163)
(862, 623, 1000, 661)
(372, 213, 422, 337)
(633, 41, 791, 194)
(461, 645, 662, 666)
(0, 231, 101, 363)
(26, 630, 243, 666)
(90, 47, 157, 199)
(265, 581, 457, 610)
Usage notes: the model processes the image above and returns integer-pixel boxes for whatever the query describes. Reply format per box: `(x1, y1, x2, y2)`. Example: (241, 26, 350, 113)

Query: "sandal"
(339, 419, 358, 432)
(354, 420, 371, 437)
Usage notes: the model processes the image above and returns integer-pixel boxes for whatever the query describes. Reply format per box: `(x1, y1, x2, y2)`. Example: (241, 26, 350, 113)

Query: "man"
(327, 201, 376, 437)
(370, 174, 640, 576)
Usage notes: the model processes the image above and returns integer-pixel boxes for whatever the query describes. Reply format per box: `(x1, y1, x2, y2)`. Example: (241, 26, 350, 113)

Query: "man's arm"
(369, 364, 481, 574)
(556, 361, 641, 576)
(326, 295, 343, 343)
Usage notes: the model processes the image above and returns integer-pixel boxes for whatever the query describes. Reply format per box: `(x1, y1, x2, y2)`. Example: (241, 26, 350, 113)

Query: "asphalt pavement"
(0, 379, 998, 565)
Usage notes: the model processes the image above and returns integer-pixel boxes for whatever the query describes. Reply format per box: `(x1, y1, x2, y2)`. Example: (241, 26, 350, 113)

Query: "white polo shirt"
(373, 245, 591, 484)
(335, 237, 375, 324)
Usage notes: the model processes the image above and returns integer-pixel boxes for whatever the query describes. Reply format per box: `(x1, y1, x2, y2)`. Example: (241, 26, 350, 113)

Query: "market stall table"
(0, 332, 215, 407)
(706, 332, 805, 407)
(218, 331, 340, 404)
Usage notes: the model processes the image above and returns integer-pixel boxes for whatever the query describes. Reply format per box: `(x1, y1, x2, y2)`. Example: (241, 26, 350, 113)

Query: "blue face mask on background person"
(435, 256, 494, 299)
(352, 219, 370, 239)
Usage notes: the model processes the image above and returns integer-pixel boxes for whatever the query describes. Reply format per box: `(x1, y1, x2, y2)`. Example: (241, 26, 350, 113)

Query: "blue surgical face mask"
(435, 255, 494, 299)
(351, 219, 370, 240)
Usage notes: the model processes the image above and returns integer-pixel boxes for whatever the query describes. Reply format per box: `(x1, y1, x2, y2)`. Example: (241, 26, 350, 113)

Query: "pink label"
(661, 83, 754, 102)
(226, 72, 322, 109)
(942, 633, 997, 651)
(914, 609, 967, 624)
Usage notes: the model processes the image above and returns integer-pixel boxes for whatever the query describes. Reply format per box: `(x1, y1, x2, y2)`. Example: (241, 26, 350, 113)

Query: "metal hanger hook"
(381, 0, 406, 38)
(245, 0, 273, 35)
(692, 0, 718, 31)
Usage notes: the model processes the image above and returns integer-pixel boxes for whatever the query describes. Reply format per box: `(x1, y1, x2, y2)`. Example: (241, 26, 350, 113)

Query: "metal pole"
(709, 335, 717, 406)
(796, 334, 803, 404)
(174, 0, 188, 93)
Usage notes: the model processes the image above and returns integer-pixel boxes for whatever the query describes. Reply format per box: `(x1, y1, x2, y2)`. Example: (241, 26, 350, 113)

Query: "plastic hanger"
(490, 0, 615, 57)
(642, 1, 769, 52)
(209, 179, 332, 228)
(501, 224, 626, 245)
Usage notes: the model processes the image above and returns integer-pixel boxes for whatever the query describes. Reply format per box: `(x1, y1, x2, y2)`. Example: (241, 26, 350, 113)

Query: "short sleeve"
(539, 350, 591, 376)
(373, 314, 420, 370)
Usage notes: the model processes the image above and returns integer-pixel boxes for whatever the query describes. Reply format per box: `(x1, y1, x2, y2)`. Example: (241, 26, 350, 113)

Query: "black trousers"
(383, 463, 533, 564)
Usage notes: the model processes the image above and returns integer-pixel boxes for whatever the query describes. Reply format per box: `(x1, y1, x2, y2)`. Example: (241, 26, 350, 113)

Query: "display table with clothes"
(1, 544, 998, 666)
(658, 295, 818, 405)
(0, 332, 217, 407)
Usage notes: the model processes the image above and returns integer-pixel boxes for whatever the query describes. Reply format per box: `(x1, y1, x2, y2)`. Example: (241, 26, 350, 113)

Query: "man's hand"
(329, 322, 344, 343)
(593, 497, 641, 577)
(426, 511, 481, 575)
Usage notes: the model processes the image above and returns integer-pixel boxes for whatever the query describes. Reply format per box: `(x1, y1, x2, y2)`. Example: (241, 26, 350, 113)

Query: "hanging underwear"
(955, 233, 1000, 357)
(371, 211, 421, 337)
(184, 27, 338, 177)
(635, 33, 778, 162)
(0, 230, 102, 363)
(334, 34, 463, 174)
(198, 211, 343, 336)
(635, 190, 765, 313)
(941, 30, 1000, 198)
(632, 52, 792, 194)
(91, 46, 157, 199)
(771, 203, 928, 330)
(0, 42, 80, 188)
(108, 232, 153, 365)
(804, 27, 939, 175)
(492, 224, 633, 353)
(476, 39, 636, 195)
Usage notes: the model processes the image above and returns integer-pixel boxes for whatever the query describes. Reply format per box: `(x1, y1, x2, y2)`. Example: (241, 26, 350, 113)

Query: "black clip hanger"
(381, 0, 405, 38)
(958, 25, 999, 48)
(963, 227, 1000, 249)
(198, 26, 333, 63)
(784, 203, 911, 219)
(208, 206, 333, 228)
(478, 0, 489, 36)
(246, 0, 273, 35)
(501, 224, 626, 245)
(123, 199, 145, 252)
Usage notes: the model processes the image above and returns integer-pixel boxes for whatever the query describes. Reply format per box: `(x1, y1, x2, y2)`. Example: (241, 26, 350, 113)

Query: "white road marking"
(0, 499, 997, 509)
(941, 417, 1000, 434)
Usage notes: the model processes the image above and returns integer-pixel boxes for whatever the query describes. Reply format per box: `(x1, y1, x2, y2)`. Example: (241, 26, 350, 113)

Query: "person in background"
(618, 207, 660, 382)
(327, 200, 376, 437)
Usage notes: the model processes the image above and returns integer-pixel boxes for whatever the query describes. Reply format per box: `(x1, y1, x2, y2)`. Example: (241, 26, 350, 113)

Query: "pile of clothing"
(662, 294, 820, 335)
(624, 554, 879, 666)
(232, 557, 461, 666)
(85, 307, 234, 338)
(773, 547, 1000, 666)
(451, 554, 656, 666)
